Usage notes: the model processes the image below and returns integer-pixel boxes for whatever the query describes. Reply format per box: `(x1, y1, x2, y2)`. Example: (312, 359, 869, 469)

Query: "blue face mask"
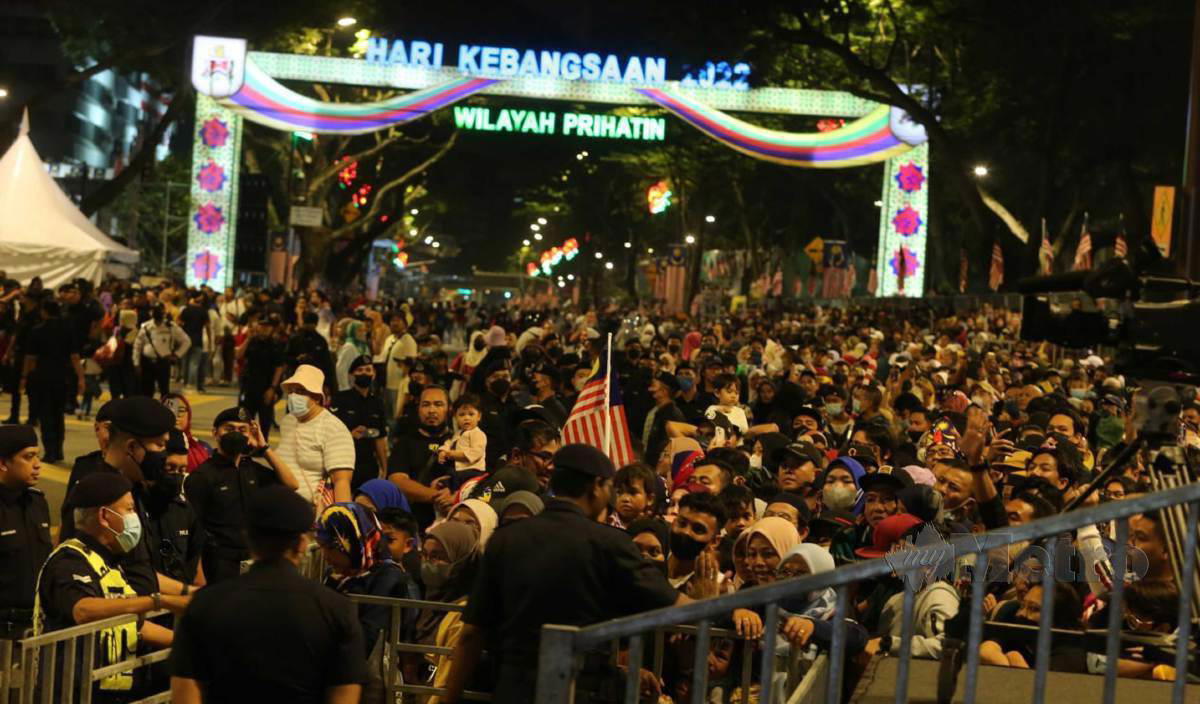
(102, 507, 142, 553)
(287, 393, 311, 417)
(677, 377, 695, 392)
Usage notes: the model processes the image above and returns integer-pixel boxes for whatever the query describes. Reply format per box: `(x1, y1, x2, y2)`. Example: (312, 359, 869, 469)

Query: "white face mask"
(749, 454, 763, 470)
(287, 393, 311, 417)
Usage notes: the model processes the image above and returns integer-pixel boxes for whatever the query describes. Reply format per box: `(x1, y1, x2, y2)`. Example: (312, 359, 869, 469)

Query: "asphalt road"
(0, 384, 243, 528)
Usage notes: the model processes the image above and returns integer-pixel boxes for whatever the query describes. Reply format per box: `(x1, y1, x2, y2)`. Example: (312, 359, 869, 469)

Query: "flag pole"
(603, 333, 613, 459)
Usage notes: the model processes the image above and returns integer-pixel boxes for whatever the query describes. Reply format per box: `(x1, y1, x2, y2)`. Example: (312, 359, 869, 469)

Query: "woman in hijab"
(627, 518, 670, 570)
(777, 544, 838, 620)
(316, 502, 416, 656)
(162, 393, 211, 472)
(336, 320, 372, 390)
(355, 478, 412, 513)
(449, 330, 489, 401)
(447, 498, 498, 549)
(823, 457, 873, 566)
(419, 521, 482, 704)
(497, 490, 543, 528)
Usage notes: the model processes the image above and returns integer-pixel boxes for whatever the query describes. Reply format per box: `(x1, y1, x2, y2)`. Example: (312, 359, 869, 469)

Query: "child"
(78, 340, 104, 420)
(439, 394, 487, 486)
(705, 373, 749, 435)
(612, 463, 659, 529)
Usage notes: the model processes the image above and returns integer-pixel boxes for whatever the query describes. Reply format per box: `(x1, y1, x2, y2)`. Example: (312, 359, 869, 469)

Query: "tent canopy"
(0, 110, 139, 288)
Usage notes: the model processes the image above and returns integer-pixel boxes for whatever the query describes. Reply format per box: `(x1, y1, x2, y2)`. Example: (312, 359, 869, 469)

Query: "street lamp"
(336, 16, 358, 27)
(705, 215, 716, 223)
(410, 228, 419, 236)
(423, 235, 433, 244)
(567, 274, 575, 280)
(594, 252, 603, 259)
(623, 241, 632, 248)
(873, 200, 883, 207)
(647, 247, 654, 254)
(973, 165, 989, 177)
(604, 261, 614, 270)
(533, 233, 543, 241)
(530, 224, 540, 231)
(522, 239, 531, 246)
(0, 88, 8, 99)
(410, 208, 419, 215)
(685, 234, 696, 245)
(537, 217, 547, 225)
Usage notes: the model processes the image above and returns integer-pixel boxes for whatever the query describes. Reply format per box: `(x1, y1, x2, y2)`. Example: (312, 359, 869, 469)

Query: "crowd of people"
(0, 273, 1198, 703)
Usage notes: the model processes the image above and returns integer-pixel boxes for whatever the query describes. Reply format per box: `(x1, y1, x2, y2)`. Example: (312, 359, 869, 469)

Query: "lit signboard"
(452, 106, 666, 141)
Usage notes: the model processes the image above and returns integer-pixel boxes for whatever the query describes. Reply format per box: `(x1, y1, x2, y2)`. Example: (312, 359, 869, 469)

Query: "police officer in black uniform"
(170, 485, 367, 702)
(185, 407, 300, 585)
(62, 400, 115, 527)
(239, 315, 287, 441)
(331, 354, 389, 491)
(21, 298, 84, 464)
(445, 444, 687, 704)
(144, 431, 204, 585)
(0, 425, 50, 639)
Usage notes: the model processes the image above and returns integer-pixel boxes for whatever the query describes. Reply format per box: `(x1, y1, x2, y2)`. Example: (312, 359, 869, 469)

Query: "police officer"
(144, 431, 205, 585)
(35, 473, 188, 695)
(185, 407, 300, 584)
(238, 314, 286, 441)
(62, 399, 115, 527)
(330, 354, 389, 490)
(60, 397, 195, 600)
(20, 298, 85, 464)
(444, 444, 687, 704)
(0, 425, 50, 639)
(169, 486, 367, 702)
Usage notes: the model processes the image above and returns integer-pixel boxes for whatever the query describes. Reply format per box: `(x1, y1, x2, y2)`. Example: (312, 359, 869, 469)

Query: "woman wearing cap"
(416, 521, 481, 704)
(316, 502, 417, 660)
(277, 364, 356, 510)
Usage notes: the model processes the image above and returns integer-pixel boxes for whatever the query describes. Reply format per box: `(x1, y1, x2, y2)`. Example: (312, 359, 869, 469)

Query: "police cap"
(108, 397, 175, 438)
(249, 485, 315, 536)
(213, 407, 251, 429)
(68, 472, 133, 509)
(0, 425, 38, 458)
(552, 443, 615, 480)
(94, 400, 116, 423)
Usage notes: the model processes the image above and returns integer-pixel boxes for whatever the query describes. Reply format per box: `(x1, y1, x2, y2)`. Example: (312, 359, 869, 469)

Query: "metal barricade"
(7, 610, 171, 704)
(536, 483, 1200, 704)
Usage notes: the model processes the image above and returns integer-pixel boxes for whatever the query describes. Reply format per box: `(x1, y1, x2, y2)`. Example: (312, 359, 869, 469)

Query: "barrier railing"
(535, 483, 1200, 704)
(0, 610, 172, 704)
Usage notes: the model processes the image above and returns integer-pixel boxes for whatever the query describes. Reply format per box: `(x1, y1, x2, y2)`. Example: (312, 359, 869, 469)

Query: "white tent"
(0, 110, 139, 287)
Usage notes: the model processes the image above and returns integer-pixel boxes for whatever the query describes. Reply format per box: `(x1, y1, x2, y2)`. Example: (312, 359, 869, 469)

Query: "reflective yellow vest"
(33, 538, 139, 691)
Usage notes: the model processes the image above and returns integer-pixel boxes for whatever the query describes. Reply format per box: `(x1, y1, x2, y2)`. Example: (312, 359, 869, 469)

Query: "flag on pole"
(562, 338, 634, 467)
(1039, 218, 1054, 275)
(989, 242, 1004, 291)
(663, 246, 688, 313)
(958, 251, 968, 293)
(1114, 214, 1128, 258)
(1073, 214, 1093, 271)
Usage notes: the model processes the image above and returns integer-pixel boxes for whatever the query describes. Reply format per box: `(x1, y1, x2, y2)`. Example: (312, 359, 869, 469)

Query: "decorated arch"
(188, 35, 930, 297)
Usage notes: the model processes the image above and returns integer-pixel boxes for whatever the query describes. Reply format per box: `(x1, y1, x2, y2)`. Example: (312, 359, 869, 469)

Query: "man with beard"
(238, 315, 286, 441)
(465, 419, 561, 501)
(387, 386, 455, 528)
(186, 407, 299, 584)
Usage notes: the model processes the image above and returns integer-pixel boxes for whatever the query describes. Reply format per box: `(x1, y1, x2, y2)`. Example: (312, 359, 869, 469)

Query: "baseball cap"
(855, 513, 924, 559)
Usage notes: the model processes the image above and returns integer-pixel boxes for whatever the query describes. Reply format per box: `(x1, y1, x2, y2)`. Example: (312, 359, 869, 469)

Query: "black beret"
(108, 397, 175, 438)
(68, 472, 133, 508)
(94, 400, 116, 423)
(213, 407, 252, 429)
(349, 355, 374, 373)
(553, 443, 615, 479)
(0, 425, 38, 457)
(248, 486, 315, 536)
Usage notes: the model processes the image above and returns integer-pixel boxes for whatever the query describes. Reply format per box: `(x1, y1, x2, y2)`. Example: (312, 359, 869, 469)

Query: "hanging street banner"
(452, 106, 666, 141)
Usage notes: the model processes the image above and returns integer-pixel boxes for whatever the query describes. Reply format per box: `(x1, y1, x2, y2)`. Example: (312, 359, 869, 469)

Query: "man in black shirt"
(388, 386, 454, 528)
(642, 371, 684, 469)
(145, 431, 205, 585)
(239, 316, 286, 441)
(178, 290, 210, 392)
(170, 486, 367, 703)
(330, 355, 389, 490)
(0, 425, 50, 639)
(445, 445, 684, 704)
(285, 311, 335, 384)
(21, 299, 83, 464)
(185, 407, 300, 584)
(61, 401, 114, 530)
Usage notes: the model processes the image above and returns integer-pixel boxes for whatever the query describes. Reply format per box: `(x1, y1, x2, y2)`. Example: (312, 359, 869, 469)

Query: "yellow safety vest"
(33, 538, 139, 691)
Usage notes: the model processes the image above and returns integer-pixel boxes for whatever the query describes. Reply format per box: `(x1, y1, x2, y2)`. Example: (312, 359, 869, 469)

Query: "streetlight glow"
(604, 261, 614, 270)
(567, 274, 575, 281)
(533, 233, 543, 241)
(705, 215, 716, 223)
(423, 235, 433, 244)
(410, 208, 419, 215)
(623, 241, 632, 248)
(431, 241, 441, 248)
(0, 88, 8, 99)
(522, 239, 531, 246)
(537, 217, 547, 225)
(873, 200, 883, 207)
(530, 224, 540, 231)
(410, 228, 419, 236)
(336, 16, 358, 27)
(647, 247, 654, 254)
(685, 234, 696, 245)
(594, 252, 603, 259)
(973, 165, 989, 177)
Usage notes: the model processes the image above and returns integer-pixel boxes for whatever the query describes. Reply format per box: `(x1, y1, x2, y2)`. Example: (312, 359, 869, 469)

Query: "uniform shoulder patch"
(72, 574, 93, 584)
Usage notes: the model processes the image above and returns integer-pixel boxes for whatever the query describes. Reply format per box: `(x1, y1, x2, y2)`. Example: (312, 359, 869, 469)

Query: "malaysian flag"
(1039, 218, 1054, 275)
(663, 246, 688, 313)
(562, 338, 635, 467)
(1073, 216, 1093, 271)
(1115, 216, 1128, 258)
(989, 242, 1004, 291)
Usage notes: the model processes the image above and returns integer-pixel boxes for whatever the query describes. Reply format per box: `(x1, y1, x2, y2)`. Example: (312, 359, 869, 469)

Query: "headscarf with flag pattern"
(316, 502, 387, 575)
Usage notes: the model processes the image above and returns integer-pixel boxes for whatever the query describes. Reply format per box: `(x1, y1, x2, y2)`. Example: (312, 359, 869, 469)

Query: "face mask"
(851, 399, 864, 414)
(669, 530, 708, 561)
(102, 507, 142, 553)
(677, 377, 695, 392)
(749, 454, 763, 470)
(649, 559, 670, 578)
(908, 430, 925, 444)
(822, 485, 858, 512)
(1096, 415, 1125, 448)
(287, 393, 310, 417)
(1069, 389, 1088, 400)
(473, 338, 486, 352)
(219, 431, 250, 457)
(489, 379, 511, 398)
(151, 474, 183, 502)
(136, 443, 168, 480)
(353, 374, 373, 389)
(421, 561, 451, 590)
(826, 402, 844, 417)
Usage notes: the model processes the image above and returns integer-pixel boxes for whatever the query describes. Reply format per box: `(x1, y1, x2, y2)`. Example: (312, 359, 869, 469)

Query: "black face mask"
(649, 559, 670, 578)
(219, 431, 250, 457)
(152, 312, 164, 323)
(908, 430, 925, 444)
(669, 530, 708, 561)
(409, 382, 425, 400)
(150, 473, 183, 503)
(353, 374, 373, 389)
(473, 338, 486, 352)
(139, 448, 168, 480)
(489, 379, 510, 397)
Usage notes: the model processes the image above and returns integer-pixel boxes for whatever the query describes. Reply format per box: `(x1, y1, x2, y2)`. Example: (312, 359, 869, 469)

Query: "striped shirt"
(276, 409, 356, 505)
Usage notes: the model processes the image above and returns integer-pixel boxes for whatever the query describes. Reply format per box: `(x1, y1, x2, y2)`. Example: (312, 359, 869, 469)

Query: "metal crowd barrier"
(0, 610, 172, 704)
(535, 482, 1200, 704)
